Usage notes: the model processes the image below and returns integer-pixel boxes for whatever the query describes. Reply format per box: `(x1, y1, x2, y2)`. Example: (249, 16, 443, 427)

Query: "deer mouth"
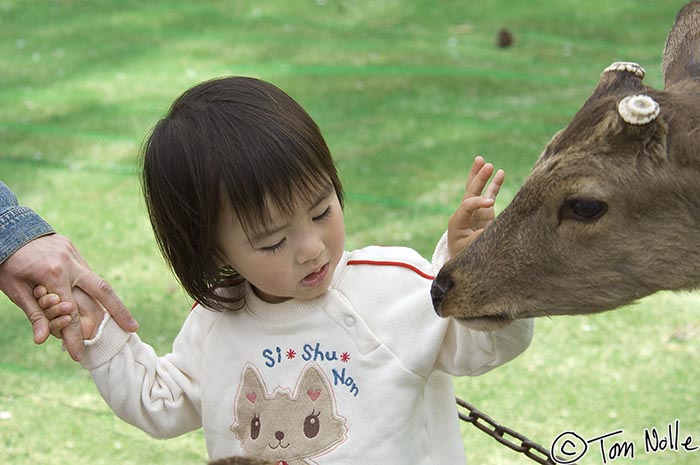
(455, 313, 513, 332)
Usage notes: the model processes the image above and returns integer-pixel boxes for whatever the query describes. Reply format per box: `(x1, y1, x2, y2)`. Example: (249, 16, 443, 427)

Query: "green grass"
(1, 1, 698, 464)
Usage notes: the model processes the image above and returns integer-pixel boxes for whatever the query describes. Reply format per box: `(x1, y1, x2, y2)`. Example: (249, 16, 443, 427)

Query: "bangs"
(215, 108, 343, 238)
(223, 164, 337, 239)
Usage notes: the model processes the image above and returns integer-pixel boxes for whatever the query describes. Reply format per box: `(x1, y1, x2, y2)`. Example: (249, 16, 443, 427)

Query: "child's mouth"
(301, 263, 329, 287)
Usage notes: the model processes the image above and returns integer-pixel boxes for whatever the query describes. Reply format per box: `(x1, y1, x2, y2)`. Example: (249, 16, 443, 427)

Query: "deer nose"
(431, 274, 454, 316)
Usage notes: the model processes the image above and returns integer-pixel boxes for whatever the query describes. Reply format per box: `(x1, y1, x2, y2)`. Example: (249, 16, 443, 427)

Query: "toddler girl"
(36, 76, 533, 464)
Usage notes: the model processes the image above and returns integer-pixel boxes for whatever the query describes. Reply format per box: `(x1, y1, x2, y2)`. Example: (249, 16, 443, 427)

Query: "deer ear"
(662, 1, 700, 88)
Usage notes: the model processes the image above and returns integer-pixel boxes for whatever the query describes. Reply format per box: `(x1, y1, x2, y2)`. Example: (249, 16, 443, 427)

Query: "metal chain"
(456, 397, 574, 465)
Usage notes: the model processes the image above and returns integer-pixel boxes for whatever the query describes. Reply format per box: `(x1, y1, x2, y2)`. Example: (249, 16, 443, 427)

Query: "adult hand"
(0, 233, 138, 361)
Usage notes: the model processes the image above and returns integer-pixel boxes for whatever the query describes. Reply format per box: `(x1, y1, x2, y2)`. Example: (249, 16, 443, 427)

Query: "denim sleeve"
(0, 181, 55, 264)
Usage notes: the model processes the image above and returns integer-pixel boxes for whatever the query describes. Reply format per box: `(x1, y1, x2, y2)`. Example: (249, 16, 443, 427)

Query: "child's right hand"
(446, 156, 504, 259)
(34, 285, 106, 342)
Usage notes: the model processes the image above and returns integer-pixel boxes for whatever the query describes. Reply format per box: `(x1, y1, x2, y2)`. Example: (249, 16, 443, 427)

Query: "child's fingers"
(49, 315, 74, 339)
(461, 196, 495, 217)
(41, 301, 75, 320)
(37, 293, 75, 321)
(483, 169, 505, 200)
(450, 196, 494, 229)
(465, 161, 495, 198)
(37, 292, 60, 309)
(33, 285, 49, 299)
(466, 156, 486, 187)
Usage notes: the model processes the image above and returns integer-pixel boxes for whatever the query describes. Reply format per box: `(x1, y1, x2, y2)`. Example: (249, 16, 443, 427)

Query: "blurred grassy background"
(1, 1, 698, 464)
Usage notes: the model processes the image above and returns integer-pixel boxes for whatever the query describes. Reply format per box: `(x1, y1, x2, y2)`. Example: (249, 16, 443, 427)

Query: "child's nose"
(296, 233, 323, 263)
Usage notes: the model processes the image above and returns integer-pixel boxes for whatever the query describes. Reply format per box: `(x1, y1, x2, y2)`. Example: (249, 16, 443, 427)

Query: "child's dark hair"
(142, 76, 344, 310)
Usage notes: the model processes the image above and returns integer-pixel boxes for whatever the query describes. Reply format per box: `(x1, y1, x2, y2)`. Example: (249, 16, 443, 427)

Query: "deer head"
(431, 1, 700, 331)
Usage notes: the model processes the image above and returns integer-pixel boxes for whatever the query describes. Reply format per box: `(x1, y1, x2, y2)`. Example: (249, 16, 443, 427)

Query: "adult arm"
(0, 181, 138, 361)
(0, 181, 54, 264)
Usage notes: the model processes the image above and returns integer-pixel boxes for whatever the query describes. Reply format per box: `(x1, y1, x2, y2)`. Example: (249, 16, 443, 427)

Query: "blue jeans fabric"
(0, 181, 54, 264)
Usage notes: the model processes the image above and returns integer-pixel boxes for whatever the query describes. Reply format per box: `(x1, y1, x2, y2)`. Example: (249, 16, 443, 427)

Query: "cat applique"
(231, 363, 347, 465)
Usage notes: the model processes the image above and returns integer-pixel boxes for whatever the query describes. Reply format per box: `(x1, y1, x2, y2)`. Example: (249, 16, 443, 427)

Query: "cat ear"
(237, 365, 266, 407)
(231, 365, 267, 438)
(297, 364, 331, 402)
(296, 364, 348, 449)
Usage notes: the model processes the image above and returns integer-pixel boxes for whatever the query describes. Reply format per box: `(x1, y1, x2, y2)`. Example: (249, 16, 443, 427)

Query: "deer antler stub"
(617, 94, 660, 125)
(603, 61, 646, 78)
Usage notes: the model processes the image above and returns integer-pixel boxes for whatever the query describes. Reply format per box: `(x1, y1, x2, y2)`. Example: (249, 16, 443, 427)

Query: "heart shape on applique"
(246, 392, 257, 403)
(307, 389, 321, 401)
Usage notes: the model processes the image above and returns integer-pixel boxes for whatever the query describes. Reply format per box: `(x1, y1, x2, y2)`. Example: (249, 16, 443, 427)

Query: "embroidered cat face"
(231, 364, 347, 463)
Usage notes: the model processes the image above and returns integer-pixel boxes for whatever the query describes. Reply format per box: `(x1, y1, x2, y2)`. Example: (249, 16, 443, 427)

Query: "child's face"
(217, 186, 345, 303)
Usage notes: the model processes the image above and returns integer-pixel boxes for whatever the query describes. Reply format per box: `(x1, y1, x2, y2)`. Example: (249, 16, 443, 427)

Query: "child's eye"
(313, 205, 332, 222)
(260, 238, 286, 253)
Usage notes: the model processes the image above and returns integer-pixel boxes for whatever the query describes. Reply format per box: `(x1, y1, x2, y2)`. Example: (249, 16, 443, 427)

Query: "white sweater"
(81, 242, 533, 464)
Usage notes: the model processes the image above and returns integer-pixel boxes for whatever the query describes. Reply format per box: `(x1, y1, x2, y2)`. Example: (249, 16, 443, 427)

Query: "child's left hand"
(34, 285, 106, 342)
(447, 156, 504, 259)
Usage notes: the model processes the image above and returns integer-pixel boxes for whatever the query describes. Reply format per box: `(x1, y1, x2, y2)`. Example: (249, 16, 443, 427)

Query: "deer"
(431, 0, 700, 331)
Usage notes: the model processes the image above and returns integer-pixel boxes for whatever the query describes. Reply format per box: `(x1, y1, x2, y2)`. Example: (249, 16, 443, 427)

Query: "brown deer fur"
(431, 1, 700, 331)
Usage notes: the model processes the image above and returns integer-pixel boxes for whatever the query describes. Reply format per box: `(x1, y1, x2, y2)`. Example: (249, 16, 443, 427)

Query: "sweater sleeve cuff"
(431, 231, 450, 275)
(79, 314, 132, 370)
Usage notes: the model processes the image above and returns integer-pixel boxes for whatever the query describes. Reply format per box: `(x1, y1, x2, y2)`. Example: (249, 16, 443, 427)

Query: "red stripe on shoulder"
(346, 259, 435, 280)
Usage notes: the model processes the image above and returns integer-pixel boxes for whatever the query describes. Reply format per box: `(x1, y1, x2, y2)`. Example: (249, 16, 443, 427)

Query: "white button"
(344, 316, 356, 327)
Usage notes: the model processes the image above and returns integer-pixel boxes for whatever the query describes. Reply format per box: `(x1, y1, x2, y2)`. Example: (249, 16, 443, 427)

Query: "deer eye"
(560, 199, 607, 222)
